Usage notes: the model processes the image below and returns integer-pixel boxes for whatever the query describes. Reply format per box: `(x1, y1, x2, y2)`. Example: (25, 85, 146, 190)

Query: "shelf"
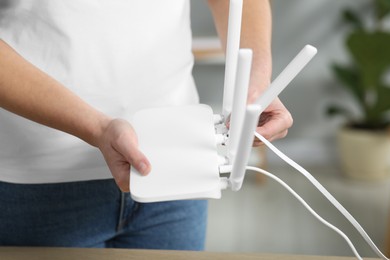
(192, 37, 225, 65)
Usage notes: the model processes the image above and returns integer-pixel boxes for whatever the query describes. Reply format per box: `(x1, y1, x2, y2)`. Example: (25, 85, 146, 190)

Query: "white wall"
(191, 0, 367, 166)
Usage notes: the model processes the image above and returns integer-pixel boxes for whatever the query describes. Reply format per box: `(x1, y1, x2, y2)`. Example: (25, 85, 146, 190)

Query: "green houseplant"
(329, 0, 390, 180)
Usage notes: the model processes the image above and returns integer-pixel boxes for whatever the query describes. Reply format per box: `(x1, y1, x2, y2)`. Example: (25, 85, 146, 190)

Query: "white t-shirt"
(0, 0, 199, 183)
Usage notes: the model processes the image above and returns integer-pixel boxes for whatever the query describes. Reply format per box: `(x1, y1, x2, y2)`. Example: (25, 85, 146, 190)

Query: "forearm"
(0, 40, 110, 147)
(207, 0, 272, 103)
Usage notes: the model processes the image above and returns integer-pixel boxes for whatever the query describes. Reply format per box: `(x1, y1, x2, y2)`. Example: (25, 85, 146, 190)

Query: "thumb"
(129, 149, 151, 176)
(117, 140, 151, 176)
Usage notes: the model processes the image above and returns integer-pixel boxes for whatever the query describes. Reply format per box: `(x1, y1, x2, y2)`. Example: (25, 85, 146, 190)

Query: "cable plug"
(215, 134, 228, 145)
(219, 164, 232, 174)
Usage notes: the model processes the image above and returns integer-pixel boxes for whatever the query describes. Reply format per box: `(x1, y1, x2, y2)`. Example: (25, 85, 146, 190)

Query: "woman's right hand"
(97, 118, 151, 192)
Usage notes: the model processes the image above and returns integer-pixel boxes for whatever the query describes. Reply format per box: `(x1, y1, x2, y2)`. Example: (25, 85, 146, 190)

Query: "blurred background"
(190, 0, 390, 258)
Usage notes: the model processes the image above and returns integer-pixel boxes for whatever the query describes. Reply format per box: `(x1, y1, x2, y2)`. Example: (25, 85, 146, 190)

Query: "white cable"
(246, 166, 362, 260)
(254, 132, 389, 260)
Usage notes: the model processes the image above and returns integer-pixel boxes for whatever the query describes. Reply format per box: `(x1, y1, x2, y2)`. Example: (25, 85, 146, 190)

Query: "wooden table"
(0, 247, 380, 260)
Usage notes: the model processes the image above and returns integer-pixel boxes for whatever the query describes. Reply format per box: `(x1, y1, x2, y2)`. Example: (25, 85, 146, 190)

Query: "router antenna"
(222, 0, 243, 120)
(229, 45, 317, 192)
(228, 49, 253, 164)
(229, 104, 261, 191)
(255, 45, 317, 113)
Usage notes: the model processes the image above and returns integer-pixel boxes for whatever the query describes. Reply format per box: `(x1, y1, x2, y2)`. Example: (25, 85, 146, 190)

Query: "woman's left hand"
(253, 98, 293, 146)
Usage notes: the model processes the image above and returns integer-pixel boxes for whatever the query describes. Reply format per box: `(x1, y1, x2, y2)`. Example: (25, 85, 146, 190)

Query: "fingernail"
(138, 162, 148, 175)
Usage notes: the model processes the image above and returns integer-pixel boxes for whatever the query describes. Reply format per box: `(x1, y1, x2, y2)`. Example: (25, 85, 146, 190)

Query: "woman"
(0, 0, 292, 249)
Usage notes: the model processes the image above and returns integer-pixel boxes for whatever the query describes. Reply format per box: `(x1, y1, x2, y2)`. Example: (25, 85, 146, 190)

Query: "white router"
(130, 0, 317, 203)
(128, 3, 390, 258)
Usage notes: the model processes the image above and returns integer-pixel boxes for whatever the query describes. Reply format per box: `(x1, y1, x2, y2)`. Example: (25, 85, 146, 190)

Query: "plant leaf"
(332, 64, 365, 105)
(375, 0, 390, 20)
(342, 9, 364, 30)
(347, 31, 390, 89)
(326, 104, 354, 120)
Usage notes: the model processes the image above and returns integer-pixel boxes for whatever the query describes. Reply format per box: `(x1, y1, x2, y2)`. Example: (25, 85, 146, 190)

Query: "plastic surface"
(130, 105, 221, 203)
(255, 45, 317, 113)
(228, 49, 253, 164)
(229, 105, 262, 191)
(222, 0, 243, 119)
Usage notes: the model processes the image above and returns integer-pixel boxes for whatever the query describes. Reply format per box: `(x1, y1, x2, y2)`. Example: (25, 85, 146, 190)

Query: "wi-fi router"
(129, 0, 316, 203)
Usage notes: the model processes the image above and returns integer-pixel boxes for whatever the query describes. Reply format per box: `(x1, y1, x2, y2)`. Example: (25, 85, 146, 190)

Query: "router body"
(130, 105, 222, 202)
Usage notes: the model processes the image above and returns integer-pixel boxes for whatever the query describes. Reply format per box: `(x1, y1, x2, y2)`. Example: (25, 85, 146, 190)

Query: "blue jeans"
(0, 179, 207, 249)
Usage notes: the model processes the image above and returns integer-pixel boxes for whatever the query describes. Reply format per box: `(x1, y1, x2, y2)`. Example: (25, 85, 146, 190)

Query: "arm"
(207, 0, 293, 144)
(0, 40, 150, 191)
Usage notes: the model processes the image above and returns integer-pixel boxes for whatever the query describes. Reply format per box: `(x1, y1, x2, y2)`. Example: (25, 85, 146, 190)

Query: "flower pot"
(338, 127, 390, 180)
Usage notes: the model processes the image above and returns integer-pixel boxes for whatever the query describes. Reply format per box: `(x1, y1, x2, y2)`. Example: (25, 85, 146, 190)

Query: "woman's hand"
(97, 119, 151, 192)
(253, 98, 293, 146)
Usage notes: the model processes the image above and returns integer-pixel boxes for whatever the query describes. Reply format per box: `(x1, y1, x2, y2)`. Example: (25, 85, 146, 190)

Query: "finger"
(253, 141, 264, 147)
(122, 144, 151, 176)
(265, 129, 288, 142)
(257, 113, 292, 141)
(115, 167, 130, 192)
(253, 138, 264, 147)
(253, 129, 288, 147)
(113, 133, 151, 176)
(110, 162, 131, 192)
